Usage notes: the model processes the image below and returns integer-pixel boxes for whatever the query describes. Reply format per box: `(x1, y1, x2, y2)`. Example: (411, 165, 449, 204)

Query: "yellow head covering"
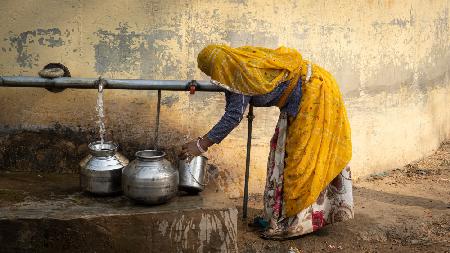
(197, 44, 352, 217)
(197, 44, 303, 95)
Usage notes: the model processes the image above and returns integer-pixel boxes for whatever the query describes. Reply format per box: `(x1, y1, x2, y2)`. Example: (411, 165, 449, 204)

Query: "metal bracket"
(188, 80, 197, 94)
(95, 77, 107, 92)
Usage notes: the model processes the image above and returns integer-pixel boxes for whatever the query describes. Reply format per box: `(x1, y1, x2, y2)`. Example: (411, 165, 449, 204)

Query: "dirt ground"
(234, 141, 450, 253)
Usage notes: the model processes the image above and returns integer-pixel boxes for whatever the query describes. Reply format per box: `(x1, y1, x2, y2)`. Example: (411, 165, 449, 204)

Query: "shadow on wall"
(0, 124, 183, 174)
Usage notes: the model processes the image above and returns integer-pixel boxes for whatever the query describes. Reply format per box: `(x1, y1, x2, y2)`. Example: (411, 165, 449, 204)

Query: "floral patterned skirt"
(262, 113, 354, 239)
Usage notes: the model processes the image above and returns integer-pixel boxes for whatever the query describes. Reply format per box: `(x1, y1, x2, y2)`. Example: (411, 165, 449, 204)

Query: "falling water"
(96, 80, 106, 148)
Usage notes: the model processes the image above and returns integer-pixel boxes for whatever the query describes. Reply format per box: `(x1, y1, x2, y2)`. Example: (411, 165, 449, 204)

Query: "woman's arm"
(181, 91, 250, 156)
(206, 91, 250, 144)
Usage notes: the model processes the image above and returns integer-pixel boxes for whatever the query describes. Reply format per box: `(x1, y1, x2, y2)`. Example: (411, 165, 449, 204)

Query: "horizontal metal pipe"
(0, 76, 225, 92)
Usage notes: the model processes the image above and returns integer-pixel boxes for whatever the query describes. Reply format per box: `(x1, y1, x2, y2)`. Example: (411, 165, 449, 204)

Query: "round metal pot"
(122, 150, 178, 205)
(178, 155, 208, 193)
(80, 141, 129, 195)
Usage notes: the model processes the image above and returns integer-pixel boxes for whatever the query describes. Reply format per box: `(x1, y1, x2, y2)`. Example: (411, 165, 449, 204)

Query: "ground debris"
(366, 171, 390, 181)
(288, 246, 303, 253)
(237, 140, 450, 252)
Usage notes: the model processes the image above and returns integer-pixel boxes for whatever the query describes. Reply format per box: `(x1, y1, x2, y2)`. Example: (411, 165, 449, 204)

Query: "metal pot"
(80, 141, 129, 195)
(122, 150, 178, 204)
(178, 155, 208, 193)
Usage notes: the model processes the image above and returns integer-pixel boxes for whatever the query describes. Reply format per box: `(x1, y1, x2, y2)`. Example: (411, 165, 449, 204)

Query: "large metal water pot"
(122, 150, 178, 204)
(178, 156, 208, 193)
(80, 141, 129, 195)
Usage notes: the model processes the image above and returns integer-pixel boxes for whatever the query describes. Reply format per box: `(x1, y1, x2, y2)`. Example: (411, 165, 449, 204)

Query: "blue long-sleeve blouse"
(207, 78, 302, 143)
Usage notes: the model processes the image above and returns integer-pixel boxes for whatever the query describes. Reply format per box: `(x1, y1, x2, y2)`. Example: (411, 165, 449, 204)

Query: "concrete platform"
(0, 172, 238, 253)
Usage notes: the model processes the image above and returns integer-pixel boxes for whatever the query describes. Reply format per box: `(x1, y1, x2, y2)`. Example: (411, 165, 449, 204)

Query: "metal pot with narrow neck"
(80, 141, 129, 195)
(122, 150, 178, 204)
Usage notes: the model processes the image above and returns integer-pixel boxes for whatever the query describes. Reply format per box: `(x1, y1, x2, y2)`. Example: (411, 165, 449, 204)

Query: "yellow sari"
(198, 45, 352, 217)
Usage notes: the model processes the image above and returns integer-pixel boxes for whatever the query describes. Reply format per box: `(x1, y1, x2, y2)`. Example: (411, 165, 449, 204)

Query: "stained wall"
(1, 0, 449, 196)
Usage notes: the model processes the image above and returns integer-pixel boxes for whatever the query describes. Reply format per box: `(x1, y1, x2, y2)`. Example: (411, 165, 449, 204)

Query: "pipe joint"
(95, 77, 107, 93)
(188, 80, 198, 94)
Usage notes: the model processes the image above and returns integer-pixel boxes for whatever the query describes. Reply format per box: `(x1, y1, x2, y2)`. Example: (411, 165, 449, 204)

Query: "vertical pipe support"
(242, 105, 254, 219)
(154, 90, 162, 149)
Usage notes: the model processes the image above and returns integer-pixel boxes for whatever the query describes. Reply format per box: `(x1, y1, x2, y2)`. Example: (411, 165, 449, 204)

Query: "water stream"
(96, 81, 106, 148)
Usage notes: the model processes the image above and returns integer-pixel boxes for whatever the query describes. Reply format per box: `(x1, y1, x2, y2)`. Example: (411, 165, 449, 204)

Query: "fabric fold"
(197, 45, 352, 217)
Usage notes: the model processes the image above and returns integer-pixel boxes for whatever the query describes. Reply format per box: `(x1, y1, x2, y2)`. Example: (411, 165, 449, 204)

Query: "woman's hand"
(181, 139, 203, 158)
(180, 137, 214, 159)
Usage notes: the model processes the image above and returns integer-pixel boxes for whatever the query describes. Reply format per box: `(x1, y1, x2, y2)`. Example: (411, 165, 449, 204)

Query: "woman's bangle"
(196, 138, 207, 153)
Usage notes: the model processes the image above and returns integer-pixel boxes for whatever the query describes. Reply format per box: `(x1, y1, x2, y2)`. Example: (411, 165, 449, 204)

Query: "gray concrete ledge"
(0, 173, 238, 253)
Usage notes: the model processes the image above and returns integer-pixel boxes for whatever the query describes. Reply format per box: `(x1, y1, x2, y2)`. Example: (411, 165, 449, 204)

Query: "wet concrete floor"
(0, 172, 232, 217)
(0, 172, 238, 252)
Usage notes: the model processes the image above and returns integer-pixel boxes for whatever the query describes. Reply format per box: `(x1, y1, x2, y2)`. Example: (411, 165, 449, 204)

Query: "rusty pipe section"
(0, 76, 225, 92)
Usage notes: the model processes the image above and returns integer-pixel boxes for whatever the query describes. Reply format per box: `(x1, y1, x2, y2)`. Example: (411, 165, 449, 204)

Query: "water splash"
(96, 80, 106, 148)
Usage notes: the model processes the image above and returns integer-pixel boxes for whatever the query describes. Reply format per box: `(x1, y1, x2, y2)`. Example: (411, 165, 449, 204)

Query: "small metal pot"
(122, 150, 178, 204)
(80, 141, 129, 195)
(178, 155, 208, 193)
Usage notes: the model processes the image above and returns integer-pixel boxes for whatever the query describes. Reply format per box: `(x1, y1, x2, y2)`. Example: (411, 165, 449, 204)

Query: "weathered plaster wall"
(0, 0, 449, 197)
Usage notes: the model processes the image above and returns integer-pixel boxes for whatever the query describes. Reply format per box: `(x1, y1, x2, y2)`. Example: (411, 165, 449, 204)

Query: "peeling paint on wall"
(5, 28, 65, 68)
(94, 23, 183, 77)
(161, 95, 180, 107)
(434, 8, 449, 37)
(225, 31, 278, 48)
(94, 24, 142, 74)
